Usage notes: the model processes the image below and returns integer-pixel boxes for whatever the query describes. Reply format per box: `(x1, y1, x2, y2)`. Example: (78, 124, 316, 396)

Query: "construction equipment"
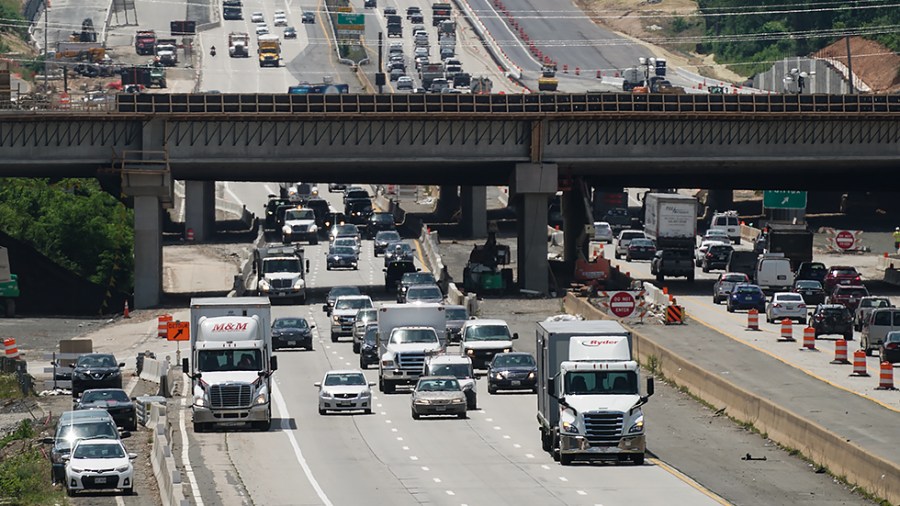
(55, 42, 106, 63)
(462, 232, 512, 293)
(155, 38, 178, 66)
(135, 30, 157, 55)
(470, 76, 492, 94)
(538, 64, 558, 92)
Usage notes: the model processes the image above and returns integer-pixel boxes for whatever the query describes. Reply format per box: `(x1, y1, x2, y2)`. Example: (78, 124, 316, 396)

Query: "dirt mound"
(815, 37, 900, 92)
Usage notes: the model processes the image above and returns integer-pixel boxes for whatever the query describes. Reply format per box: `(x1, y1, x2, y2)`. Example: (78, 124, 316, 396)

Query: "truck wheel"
(352, 342, 360, 354)
(253, 418, 271, 431)
(487, 384, 496, 394)
(359, 358, 367, 369)
(687, 271, 695, 282)
(378, 377, 385, 392)
(411, 408, 420, 420)
(457, 412, 467, 419)
(551, 432, 561, 462)
(656, 273, 664, 283)
(160, 80, 167, 88)
(844, 332, 853, 341)
(541, 430, 552, 452)
(310, 237, 318, 245)
(193, 422, 206, 433)
(631, 453, 645, 465)
(702, 264, 709, 273)
(467, 396, 476, 410)
(559, 453, 573, 466)
(727, 304, 734, 313)
(331, 333, 338, 343)
(383, 381, 395, 394)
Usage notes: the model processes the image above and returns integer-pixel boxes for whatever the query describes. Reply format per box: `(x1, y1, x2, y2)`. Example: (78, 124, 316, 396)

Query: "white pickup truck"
(377, 303, 446, 394)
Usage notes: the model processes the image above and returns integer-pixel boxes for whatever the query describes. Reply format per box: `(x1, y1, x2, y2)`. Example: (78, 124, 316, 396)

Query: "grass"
(0, 374, 23, 400)
(0, 420, 68, 505)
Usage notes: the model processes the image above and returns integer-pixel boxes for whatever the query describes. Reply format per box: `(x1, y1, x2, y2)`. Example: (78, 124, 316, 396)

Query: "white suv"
(710, 211, 741, 244)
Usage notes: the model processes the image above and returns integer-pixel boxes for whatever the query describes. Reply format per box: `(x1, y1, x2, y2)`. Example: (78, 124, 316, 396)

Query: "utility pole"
(845, 37, 855, 94)
(43, 0, 49, 92)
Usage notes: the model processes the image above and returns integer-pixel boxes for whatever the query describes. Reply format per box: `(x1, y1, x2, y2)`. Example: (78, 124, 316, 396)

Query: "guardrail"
(418, 224, 479, 315)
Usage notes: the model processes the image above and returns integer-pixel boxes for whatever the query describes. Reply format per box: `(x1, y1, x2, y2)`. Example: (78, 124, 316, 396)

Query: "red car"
(823, 266, 862, 293)
(827, 285, 870, 311)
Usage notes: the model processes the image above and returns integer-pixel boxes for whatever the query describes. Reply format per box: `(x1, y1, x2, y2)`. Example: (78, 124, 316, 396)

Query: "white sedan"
(65, 439, 136, 496)
(592, 221, 613, 243)
(701, 229, 732, 245)
(766, 292, 808, 324)
(315, 370, 374, 415)
(251, 11, 265, 22)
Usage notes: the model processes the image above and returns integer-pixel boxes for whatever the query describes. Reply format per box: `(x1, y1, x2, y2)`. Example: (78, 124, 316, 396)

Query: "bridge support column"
(122, 162, 172, 309)
(460, 186, 487, 239)
(513, 163, 557, 295)
(184, 181, 216, 241)
(435, 185, 460, 220)
(561, 184, 590, 263)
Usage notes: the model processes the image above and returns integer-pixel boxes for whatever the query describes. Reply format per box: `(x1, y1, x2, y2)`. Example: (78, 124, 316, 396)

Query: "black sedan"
(302, 12, 315, 23)
(283, 26, 297, 38)
(793, 279, 826, 306)
(880, 331, 900, 363)
(359, 325, 380, 369)
(374, 230, 401, 255)
(325, 286, 361, 315)
(384, 242, 414, 265)
(272, 317, 314, 350)
(625, 238, 656, 261)
(75, 388, 137, 431)
(367, 212, 396, 238)
(326, 246, 359, 270)
(71, 354, 125, 398)
(487, 352, 537, 394)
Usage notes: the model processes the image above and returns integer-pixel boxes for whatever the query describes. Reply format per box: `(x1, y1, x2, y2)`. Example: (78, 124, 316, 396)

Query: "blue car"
(727, 283, 767, 313)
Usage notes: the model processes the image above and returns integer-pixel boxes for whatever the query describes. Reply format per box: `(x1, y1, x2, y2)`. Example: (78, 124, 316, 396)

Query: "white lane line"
(559, 476, 568, 482)
(391, 428, 398, 432)
(178, 392, 204, 506)
(421, 466, 430, 471)
(525, 453, 535, 459)
(485, 418, 493, 422)
(513, 443, 521, 449)
(445, 490, 455, 496)
(376, 403, 382, 407)
(541, 465, 550, 470)
(380, 411, 387, 415)
(402, 446, 410, 450)
(577, 490, 587, 495)
(493, 426, 501, 430)
(502, 435, 510, 439)
(271, 382, 334, 506)
(345, 362, 351, 366)
(433, 477, 442, 483)
(338, 356, 344, 360)
(123, 376, 139, 396)
(410, 456, 419, 461)
(396, 437, 403, 441)
(386, 420, 392, 424)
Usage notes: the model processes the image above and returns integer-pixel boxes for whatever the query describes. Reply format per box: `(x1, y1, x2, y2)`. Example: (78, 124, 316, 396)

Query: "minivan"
(861, 307, 900, 355)
(755, 253, 793, 293)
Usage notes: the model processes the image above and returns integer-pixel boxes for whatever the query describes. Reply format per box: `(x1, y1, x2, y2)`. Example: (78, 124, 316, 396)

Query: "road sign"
(835, 230, 855, 250)
(608, 291, 636, 318)
(167, 321, 190, 341)
(170, 20, 196, 36)
(763, 190, 807, 209)
(337, 13, 364, 25)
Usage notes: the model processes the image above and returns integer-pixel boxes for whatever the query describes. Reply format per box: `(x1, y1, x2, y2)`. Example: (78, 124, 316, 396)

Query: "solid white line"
(123, 376, 139, 396)
(271, 382, 334, 506)
(525, 453, 535, 459)
(179, 393, 205, 506)
(577, 490, 587, 496)
(559, 476, 568, 482)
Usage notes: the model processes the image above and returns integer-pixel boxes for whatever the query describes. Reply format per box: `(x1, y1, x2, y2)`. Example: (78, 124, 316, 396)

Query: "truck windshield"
(565, 371, 638, 395)
(335, 298, 372, 310)
(390, 329, 437, 344)
(429, 364, 471, 378)
(198, 350, 262, 372)
(445, 308, 468, 320)
(465, 325, 510, 341)
(285, 210, 315, 221)
(264, 259, 300, 273)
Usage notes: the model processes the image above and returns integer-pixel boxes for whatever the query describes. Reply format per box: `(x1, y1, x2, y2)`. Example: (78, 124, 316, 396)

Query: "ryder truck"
(184, 297, 277, 432)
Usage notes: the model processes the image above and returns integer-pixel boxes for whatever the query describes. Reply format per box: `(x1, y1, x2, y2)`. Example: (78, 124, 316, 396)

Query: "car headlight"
(562, 421, 579, 434)
(415, 398, 431, 405)
(527, 371, 535, 380)
(293, 278, 305, 289)
(71, 467, 84, 473)
(503, 348, 511, 353)
(451, 398, 465, 404)
(254, 394, 267, 405)
(74, 371, 89, 379)
(466, 349, 474, 356)
(628, 419, 644, 434)
(115, 464, 131, 472)
(381, 359, 395, 368)
(332, 315, 340, 323)
(320, 391, 332, 399)
(282, 226, 291, 235)
(309, 224, 317, 232)
(110, 369, 121, 376)
(259, 279, 271, 291)
(359, 391, 371, 398)
(193, 396, 206, 407)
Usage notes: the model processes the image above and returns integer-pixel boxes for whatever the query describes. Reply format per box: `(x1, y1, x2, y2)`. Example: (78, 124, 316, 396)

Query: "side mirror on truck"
(646, 377, 654, 397)
(547, 377, 556, 399)
(270, 355, 278, 372)
(512, 332, 519, 340)
(306, 259, 310, 273)
(182, 357, 189, 373)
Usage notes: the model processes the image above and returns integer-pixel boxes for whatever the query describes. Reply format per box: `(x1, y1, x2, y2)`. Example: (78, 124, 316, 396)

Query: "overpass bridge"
(2, 92, 899, 307)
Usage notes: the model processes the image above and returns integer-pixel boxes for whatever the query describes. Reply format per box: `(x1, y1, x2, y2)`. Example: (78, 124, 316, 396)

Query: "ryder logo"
(581, 339, 617, 347)
(212, 322, 249, 332)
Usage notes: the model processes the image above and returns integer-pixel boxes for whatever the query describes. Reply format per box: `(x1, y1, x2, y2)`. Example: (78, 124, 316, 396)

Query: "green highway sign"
(763, 190, 807, 209)
(337, 13, 364, 25)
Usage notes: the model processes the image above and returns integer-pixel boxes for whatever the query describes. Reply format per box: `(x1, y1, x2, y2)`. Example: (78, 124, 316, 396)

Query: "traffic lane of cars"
(616, 255, 900, 406)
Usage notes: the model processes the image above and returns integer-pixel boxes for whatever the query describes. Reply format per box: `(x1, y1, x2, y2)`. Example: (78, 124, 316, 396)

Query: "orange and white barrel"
(802, 327, 816, 350)
(877, 361, 895, 390)
(747, 309, 759, 330)
(831, 340, 850, 364)
(779, 319, 794, 341)
(158, 314, 173, 339)
(3, 338, 18, 359)
(851, 350, 869, 377)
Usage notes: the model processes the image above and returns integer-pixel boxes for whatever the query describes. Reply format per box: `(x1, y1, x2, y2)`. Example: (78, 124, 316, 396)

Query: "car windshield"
(403, 273, 435, 285)
(376, 232, 401, 243)
(323, 373, 366, 386)
(429, 364, 471, 378)
(389, 243, 412, 254)
(263, 259, 301, 273)
(284, 209, 315, 221)
(465, 324, 510, 341)
(621, 231, 644, 241)
(832, 268, 857, 276)
(371, 213, 393, 224)
(197, 349, 262, 372)
(76, 355, 117, 368)
(334, 238, 357, 247)
(390, 329, 437, 344)
(331, 247, 356, 256)
(364, 328, 378, 344)
(593, 223, 611, 233)
(565, 371, 638, 395)
(801, 264, 825, 273)
(347, 190, 369, 199)
(885, 332, 900, 343)
(73, 442, 125, 459)
(836, 287, 868, 296)
(445, 308, 468, 320)
(329, 287, 360, 299)
(723, 274, 748, 283)
(706, 230, 728, 238)
(335, 298, 372, 310)
(336, 225, 357, 235)
(776, 294, 804, 302)
(58, 422, 118, 448)
(735, 285, 761, 294)
(81, 390, 128, 403)
(492, 354, 534, 368)
(357, 309, 377, 321)
(408, 286, 441, 299)
(630, 239, 653, 247)
(861, 299, 890, 309)
(273, 318, 308, 329)
(417, 378, 460, 392)
(795, 280, 822, 289)
(709, 245, 733, 254)
(821, 308, 849, 317)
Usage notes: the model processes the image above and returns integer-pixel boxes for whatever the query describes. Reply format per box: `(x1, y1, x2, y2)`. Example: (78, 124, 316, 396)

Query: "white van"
(710, 210, 741, 244)
(755, 253, 793, 293)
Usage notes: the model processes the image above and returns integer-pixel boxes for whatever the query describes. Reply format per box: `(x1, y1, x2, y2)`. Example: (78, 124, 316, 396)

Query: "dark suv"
(828, 284, 870, 311)
(71, 354, 125, 398)
(384, 259, 417, 292)
(366, 212, 396, 238)
(345, 198, 373, 224)
(305, 198, 330, 229)
(701, 244, 734, 273)
(810, 304, 853, 340)
(264, 197, 292, 230)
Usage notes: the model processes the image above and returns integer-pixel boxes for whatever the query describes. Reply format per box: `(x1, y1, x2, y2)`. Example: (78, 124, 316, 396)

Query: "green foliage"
(0, 0, 28, 38)
(0, 374, 23, 402)
(697, 0, 900, 70)
(0, 178, 134, 293)
(671, 16, 691, 34)
(0, 419, 33, 450)
(0, 445, 66, 504)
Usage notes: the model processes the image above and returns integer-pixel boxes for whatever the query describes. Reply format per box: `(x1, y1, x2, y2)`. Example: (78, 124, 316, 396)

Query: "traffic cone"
(124, 300, 131, 319)
(831, 339, 850, 364)
(800, 327, 817, 350)
(747, 309, 759, 331)
(850, 350, 868, 376)
(779, 319, 794, 341)
(876, 361, 896, 390)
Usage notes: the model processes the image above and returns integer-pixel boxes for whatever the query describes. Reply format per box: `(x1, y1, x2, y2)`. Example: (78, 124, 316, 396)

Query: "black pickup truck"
(650, 249, 695, 282)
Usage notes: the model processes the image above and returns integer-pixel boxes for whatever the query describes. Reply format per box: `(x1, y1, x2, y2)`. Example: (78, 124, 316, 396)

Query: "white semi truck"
(184, 297, 277, 432)
(536, 320, 653, 466)
(377, 303, 446, 394)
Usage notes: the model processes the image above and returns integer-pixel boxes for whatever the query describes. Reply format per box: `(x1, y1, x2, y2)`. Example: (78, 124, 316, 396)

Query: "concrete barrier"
(741, 224, 761, 243)
(452, 0, 523, 81)
(149, 402, 188, 506)
(642, 281, 671, 308)
(562, 294, 900, 505)
(418, 225, 480, 315)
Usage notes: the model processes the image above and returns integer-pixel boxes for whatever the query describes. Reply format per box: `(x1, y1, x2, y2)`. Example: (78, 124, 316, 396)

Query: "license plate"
(841, 280, 850, 284)
(510, 380, 521, 386)
(287, 341, 296, 346)
(435, 406, 446, 412)
(94, 477, 106, 484)
(339, 401, 352, 407)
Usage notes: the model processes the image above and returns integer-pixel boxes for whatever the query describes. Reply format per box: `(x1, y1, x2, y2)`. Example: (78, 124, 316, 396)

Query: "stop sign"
(835, 230, 855, 250)
(609, 291, 636, 318)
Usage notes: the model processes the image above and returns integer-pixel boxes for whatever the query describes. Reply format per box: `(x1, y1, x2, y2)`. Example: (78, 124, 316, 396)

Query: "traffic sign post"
(835, 230, 855, 250)
(600, 290, 646, 320)
(823, 228, 864, 252)
(763, 190, 807, 209)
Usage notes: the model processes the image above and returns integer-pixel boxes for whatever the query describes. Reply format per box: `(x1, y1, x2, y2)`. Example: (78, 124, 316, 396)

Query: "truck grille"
(583, 411, 624, 446)
(397, 352, 425, 372)
(292, 224, 308, 232)
(271, 278, 292, 289)
(209, 384, 252, 408)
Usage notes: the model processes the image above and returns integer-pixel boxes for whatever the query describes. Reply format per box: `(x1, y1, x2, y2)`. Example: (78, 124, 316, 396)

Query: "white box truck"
(377, 303, 446, 393)
(184, 297, 277, 432)
(536, 320, 653, 466)
(643, 192, 697, 249)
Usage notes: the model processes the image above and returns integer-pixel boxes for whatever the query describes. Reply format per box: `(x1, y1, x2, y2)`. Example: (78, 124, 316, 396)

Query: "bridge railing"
(4, 93, 900, 115)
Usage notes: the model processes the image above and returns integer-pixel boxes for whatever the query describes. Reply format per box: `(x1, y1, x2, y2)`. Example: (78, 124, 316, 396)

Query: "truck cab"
(281, 207, 318, 245)
(459, 319, 517, 369)
(330, 295, 374, 342)
(377, 303, 447, 393)
(255, 244, 309, 303)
